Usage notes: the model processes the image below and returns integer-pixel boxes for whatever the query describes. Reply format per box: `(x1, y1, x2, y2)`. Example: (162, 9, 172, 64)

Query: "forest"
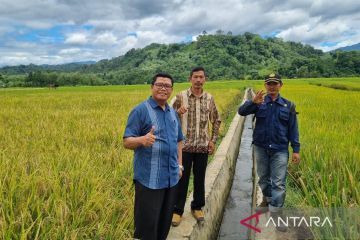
(1, 32, 360, 87)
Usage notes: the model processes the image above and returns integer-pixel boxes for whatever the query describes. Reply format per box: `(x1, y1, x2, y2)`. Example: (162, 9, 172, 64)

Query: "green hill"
(0, 62, 95, 75)
(1, 32, 360, 87)
(80, 32, 360, 84)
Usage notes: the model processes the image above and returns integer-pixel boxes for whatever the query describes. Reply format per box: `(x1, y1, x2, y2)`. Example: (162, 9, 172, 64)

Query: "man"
(238, 73, 300, 232)
(123, 73, 184, 240)
(171, 67, 221, 226)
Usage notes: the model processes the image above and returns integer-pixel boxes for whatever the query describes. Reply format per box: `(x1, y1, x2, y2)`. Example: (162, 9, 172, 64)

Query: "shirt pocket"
(279, 108, 290, 121)
(277, 108, 290, 143)
(254, 107, 267, 141)
(255, 107, 267, 129)
(279, 108, 290, 129)
(255, 108, 266, 117)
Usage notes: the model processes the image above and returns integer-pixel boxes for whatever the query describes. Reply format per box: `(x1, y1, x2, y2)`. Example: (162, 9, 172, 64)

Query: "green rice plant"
(2, 77, 358, 238)
(0, 81, 251, 238)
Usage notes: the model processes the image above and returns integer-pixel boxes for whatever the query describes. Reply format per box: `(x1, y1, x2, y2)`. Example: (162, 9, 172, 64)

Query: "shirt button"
(269, 144, 272, 147)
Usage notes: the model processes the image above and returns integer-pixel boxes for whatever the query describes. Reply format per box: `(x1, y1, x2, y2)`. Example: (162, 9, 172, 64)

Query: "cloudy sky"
(1, 0, 360, 66)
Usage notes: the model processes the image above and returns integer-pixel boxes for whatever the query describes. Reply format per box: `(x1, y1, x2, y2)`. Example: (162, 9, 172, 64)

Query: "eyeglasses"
(153, 83, 173, 89)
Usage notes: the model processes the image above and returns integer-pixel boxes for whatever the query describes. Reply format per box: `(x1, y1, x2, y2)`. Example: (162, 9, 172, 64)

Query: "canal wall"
(168, 89, 254, 240)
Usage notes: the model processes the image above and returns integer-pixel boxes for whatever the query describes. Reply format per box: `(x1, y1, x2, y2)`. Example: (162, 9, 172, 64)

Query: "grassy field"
(308, 77, 360, 91)
(0, 81, 250, 239)
(1, 78, 359, 239)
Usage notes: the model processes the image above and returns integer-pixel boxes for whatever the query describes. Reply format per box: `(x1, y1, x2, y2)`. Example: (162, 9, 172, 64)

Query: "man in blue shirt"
(238, 73, 300, 232)
(123, 73, 184, 240)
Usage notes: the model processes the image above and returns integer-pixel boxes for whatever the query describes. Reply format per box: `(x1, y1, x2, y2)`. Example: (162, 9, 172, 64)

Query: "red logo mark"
(240, 211, 262, 233)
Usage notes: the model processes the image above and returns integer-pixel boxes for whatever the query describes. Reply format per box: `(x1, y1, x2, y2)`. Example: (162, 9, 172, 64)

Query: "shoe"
(270, 211, 287, 232)
(255, 197, 269, 213)
(191, 209, 205, 222)
(171, 213, 181, 227)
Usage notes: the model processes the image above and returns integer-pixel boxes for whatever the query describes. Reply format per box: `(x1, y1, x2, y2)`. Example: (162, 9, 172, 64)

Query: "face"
(189, 70, 206, 90)
(264, 81, 282, 95)
(151, 77, 173, 103)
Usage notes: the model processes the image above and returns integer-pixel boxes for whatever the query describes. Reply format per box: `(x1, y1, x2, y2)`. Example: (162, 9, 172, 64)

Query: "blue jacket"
(238, 94, 300, 153)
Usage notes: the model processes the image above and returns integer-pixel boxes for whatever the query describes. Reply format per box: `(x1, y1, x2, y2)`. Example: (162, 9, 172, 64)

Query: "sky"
(1, 0, 360, 66)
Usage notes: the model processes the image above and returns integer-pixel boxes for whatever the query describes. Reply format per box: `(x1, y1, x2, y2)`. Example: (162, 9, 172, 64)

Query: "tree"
(25, 72, 34, 86)
(215, 29, 224, 35)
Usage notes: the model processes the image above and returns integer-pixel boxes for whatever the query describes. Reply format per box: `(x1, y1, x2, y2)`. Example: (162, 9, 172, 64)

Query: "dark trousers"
(134, 181, 177, 240)
(173, 152, 208, 215)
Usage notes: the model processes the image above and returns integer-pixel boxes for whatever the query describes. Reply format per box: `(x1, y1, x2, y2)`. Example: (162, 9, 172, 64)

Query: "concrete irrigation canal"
(168, 89, 255, 240)
(167, 89, 296, 240)
(217, 114, 255, 240)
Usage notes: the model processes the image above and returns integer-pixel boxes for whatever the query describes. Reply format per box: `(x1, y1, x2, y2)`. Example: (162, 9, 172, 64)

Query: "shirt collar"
(265, 94, 285, 105)
(148, 96, 170, 111)
(187, 88, 204, 98)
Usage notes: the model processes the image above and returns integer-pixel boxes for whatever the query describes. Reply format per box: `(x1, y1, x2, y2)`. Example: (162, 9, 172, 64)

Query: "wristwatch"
(179, 164, 184, 171)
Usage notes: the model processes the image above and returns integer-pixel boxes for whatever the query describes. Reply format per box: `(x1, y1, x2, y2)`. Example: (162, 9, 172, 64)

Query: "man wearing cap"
(238, 73, 300, 232)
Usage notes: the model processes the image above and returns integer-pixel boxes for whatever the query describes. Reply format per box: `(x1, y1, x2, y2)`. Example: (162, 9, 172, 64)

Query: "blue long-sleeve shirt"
(124, 97, 184, 189)
(238, 94, 300, 153)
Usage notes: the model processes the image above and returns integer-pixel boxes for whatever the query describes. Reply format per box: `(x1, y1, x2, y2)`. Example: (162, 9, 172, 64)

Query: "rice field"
(272, 79, 359, 208)
(0, 78, 359, 239)
(308, 77, 360, 91)
(0, 81, 249, 239)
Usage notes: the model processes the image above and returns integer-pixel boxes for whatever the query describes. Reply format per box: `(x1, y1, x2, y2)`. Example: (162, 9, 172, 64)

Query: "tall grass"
(0, 81, 250, 239)
(1, 86, 145, 239)
(2, 78, 358, 238)
(286, 80, 360, 207)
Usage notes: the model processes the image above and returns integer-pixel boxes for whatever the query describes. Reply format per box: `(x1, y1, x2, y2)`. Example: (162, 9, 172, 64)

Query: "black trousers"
(173, 151, 208, 215)
(134, 181, 177, 240)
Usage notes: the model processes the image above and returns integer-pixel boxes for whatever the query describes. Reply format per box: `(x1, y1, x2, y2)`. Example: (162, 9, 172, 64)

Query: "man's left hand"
(179, 169, 183, 178)
(292, 153, 300, 164)
(208, 141, 215, 155)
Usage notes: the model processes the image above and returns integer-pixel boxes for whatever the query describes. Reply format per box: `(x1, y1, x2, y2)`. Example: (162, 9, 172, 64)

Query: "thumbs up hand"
(177, 105, 188, 115)
(142, 126, 156, 147)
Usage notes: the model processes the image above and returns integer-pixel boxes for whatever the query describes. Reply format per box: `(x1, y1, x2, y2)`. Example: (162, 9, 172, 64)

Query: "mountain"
(334, 43, 360, 52)
(80, 32, 325, 82)
(79, 33, 359, 84)
(0, 61, 96, 75)
(1, 33, 360, 87)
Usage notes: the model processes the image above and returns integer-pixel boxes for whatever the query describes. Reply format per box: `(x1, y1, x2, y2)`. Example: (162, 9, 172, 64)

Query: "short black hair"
(190, 66, 206, 77)
(151, 72, 174, 86)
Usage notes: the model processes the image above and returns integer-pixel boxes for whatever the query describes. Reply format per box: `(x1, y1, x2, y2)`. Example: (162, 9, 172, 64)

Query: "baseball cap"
(265, 73, 282, 83)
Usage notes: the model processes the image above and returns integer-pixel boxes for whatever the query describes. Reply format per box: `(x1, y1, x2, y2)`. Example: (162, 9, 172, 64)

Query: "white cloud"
(1, 0, 360, 66)
(93, 32, 118, 46)
(64, 32, 88, 45)
(276, 17, 359, 51)
(59, 48, 82, 55)
(192, 35, 199, 42)
(23, 20, 54, 29)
